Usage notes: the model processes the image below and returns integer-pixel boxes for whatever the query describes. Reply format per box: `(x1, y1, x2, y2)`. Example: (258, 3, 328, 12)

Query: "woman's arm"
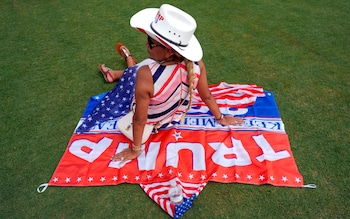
(196, 61, 222, 120)
(133, 65, 154, 148)
(112, 65, 153, 161)
(196, 61, 243, 126)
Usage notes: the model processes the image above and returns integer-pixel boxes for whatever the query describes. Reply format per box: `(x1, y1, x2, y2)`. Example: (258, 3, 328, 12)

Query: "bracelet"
(216, 114, 224, 122)
(132, 144, 142, 151)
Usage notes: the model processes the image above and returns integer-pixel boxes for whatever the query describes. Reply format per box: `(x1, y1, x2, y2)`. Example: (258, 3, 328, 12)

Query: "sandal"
(116, 42, 137, 63)
(99, 64, 114, 83)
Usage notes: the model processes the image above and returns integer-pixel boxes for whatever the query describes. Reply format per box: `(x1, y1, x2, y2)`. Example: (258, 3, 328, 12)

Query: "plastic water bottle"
(168, 180, 183, 204)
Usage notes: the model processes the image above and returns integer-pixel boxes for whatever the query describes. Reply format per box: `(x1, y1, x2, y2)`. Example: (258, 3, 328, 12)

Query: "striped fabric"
(134, 60, 200, 126)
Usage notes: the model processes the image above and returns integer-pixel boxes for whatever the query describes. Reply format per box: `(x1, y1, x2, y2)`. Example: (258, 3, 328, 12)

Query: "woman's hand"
(111, 148, 141, 162)
(219, 115, 244, 126)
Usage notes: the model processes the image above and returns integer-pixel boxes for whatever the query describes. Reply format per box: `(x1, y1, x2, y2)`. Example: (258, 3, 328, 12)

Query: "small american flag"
(140, 178, 207, 218)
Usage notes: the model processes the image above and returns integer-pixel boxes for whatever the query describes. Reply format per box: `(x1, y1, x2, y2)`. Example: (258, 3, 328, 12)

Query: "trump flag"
(44, 83, 305, 218)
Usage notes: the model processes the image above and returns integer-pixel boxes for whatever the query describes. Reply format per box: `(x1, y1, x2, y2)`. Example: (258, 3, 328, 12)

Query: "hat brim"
(130, 8, 203, 61)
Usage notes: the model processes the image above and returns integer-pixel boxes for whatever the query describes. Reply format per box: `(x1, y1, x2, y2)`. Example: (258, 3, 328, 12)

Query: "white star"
(212, 172, 217, 177)
(295, 177, 301, 183)
(135, 176, 140, 181)
(259, 175, 265, 181)
(112, 176, 118, 181)
(168, 169, 173, 175)
(172, 131, 183, 141)
(235, 173, 240, 179)
(188, 174, 194, 179)
(122, 175, 128, 180)
(158, 172, 163, 178)
(65, 177, 71, 183)
(53, 177, 59, 183)
(282, 176, 288, 182)
(88, 177, 94, 182)
(76, 177, 82, 183)
(201, 175, 206, 180)
(100, 177, 106, 182)
(270, 176, 275, 181)
(223, 174, 228, 179)
(177, 172, 182, 177)
(246, 174, 252, 180)
(146, 174, 152, 180)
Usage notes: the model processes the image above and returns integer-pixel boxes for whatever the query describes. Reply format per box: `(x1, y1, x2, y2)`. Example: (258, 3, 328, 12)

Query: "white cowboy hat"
(130, 4, 203, 61)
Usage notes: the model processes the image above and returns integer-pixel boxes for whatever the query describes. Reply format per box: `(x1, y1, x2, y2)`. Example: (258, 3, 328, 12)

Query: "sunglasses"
(147, 36, 166, 49)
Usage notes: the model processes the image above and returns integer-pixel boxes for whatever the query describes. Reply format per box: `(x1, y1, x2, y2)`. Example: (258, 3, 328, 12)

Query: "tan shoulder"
(135, 65, 154, 96)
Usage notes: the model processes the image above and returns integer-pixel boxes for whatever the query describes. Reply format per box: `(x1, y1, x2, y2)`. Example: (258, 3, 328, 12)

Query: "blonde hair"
(183, 58, 195, 117)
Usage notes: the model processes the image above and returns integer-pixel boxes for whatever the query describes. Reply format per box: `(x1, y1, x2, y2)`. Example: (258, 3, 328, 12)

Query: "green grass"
(1, 0, 349, 218)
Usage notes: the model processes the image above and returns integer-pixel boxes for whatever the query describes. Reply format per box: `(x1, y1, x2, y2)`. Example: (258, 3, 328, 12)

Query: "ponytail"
(183, 58, 195, 117)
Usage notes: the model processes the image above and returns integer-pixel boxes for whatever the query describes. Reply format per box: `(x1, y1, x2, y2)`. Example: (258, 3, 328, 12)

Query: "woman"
(78, 4, 243, 162)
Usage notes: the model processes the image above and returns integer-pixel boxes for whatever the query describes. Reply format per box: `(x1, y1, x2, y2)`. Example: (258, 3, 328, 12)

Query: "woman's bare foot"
(116, 43, 137, 67)
(99, 64, 124, 82)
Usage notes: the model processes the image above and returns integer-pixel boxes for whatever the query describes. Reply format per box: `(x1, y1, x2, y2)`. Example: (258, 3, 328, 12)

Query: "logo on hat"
(154, 11, 164, 24)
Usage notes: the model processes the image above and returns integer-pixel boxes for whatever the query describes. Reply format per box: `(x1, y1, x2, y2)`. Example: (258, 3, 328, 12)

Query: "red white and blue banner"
(46, 83, 304, 218)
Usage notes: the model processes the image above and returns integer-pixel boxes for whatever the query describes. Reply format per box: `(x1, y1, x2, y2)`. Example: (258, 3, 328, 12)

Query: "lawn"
(1, 0, 349, 218)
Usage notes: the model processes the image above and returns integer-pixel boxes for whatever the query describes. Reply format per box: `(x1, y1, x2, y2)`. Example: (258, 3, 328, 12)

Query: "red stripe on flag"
(140, 178, 207, 218)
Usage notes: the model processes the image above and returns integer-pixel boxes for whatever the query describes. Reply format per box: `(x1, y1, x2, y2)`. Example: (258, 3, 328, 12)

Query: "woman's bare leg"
(126, 55, 137, 67)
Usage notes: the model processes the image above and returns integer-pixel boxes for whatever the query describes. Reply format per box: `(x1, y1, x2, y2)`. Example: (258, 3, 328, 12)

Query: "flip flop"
(99, 64, 114, 83)
(116, 42, 137, 63)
